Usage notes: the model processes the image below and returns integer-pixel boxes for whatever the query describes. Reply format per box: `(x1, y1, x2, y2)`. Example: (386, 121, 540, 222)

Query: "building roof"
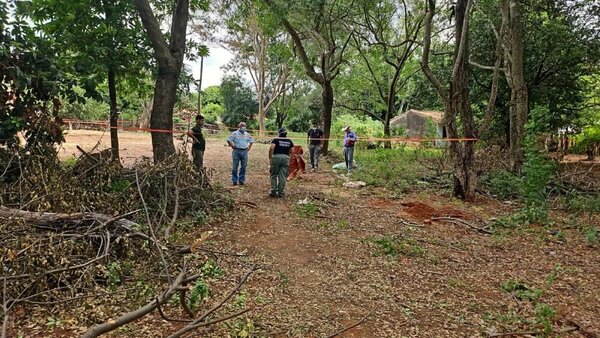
(406, 109, 444, 123)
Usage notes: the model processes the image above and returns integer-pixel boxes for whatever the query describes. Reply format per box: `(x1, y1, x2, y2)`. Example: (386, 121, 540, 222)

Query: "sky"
(186, 46, 234, 91)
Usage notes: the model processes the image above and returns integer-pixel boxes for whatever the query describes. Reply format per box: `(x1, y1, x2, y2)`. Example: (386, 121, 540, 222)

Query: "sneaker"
(269, 191, 278, 197)
(232, 182, 238, 186)
(278, 193, 285, 198)
(239, 182, 245, 185)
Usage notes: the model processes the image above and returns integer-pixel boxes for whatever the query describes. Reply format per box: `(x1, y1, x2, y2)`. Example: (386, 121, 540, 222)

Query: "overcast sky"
(186, 45, 234, 91)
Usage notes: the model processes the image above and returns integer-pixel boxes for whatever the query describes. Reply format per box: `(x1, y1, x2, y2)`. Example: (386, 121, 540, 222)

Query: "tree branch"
(132, 0, 173, 63)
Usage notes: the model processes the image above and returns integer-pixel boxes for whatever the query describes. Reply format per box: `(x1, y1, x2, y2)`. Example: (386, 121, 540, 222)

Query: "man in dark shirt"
(269, 127, 294, 197)
(306, 122, 323, 171)
(187, 115, 205, 169)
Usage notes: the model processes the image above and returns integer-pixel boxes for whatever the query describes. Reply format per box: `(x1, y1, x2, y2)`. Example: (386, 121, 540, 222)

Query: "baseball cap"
(278, 127, 287, 134)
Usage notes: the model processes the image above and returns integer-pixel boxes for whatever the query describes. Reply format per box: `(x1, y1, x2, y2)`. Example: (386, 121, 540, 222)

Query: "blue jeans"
(231, 149, 248, 183)
(343, 146, 354, 172)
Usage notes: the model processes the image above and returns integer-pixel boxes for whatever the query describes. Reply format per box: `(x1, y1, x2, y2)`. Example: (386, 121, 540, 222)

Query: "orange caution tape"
(60, 119, 478, 142)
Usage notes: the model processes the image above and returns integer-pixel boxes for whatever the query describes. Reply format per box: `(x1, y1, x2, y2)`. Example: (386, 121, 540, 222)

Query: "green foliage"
(351, 147, 443, 192)
(422, 117, 438, 147)
(584, 226, 598, 246)
(294, 202, 319, 218)
(220, 75, 258, 127)
(564, 194, 600, 215)
(106, 262, 122, 290)
(45, 317, 63, 329)
(332, 113, 384, 140)
(535, 303, 556, 335)
(501, 280, 543, 302)
(193, 210, 209, 225)
(371, 236, 425, 257)
(480, 170, 523, 200)
(227, 317, 256, 338)
(0, 1, 80, 146)
(493, 142, 557, 226)
(200, 259, 224, 279)
(105, 179, 132, 193)
(573, 125, 600, 158)
(189, 279, 210, 311)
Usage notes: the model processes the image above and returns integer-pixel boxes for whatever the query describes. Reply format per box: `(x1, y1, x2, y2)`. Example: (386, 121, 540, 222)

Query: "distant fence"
(63, 119, 220, 134)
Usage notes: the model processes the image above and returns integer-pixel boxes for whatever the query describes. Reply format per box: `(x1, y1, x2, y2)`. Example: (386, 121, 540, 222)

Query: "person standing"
(269, 127, 294, 197)
(306, 122, 323, 171)
(227, 122, 254, 185)
(187, 115, 205, 169)
(342, 125, 358, 173)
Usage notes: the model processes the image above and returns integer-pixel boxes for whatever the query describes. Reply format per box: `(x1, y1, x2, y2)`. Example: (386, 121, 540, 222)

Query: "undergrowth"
(350, 147, 446, 192)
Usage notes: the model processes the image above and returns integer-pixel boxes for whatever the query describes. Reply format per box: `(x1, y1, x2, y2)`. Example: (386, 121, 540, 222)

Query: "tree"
(498, 0, 528, 172)
(221, 0, 290, 136)
(220, 75, 259, 127)
(422, 0, 478, 200)
(263, 0, 354, 154)
(1, 1, 79, 149)
(132, 0, 199, 162)
(26, 0, 152, 162)
(346, 0, 424, 148)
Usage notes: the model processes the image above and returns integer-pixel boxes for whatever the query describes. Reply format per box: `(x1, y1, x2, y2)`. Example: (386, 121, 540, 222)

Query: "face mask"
(240, 127, 247, 132)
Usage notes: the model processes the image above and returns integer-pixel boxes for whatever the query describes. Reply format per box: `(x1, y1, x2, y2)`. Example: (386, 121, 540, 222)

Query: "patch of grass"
(317, 219, 349, 230)
(278, 271, 290, 291)
(371, 235, 425, 257)
(104, 178, 132, 193)
(535, 303, 557, 335)
(501, 280, 543, 302)
(294, 202, 319, 218)
(226, 317, 256, 338)
(584, 226, 598, 246)
(350, 147, 444, 192)
(193, 209, 209, 225)
(189, 279, 210, 311)
(447, 278, 461, 288)
(200, 259, 224, 279)
(62, 156, 78, 167)
(480, 170, 523, 200)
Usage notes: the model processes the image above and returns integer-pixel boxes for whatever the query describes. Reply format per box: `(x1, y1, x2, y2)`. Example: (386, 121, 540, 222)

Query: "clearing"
(20, 130, 600, 336)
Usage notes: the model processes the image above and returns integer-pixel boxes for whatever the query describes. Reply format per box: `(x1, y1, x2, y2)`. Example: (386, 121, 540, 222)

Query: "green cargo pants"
(270, 154, 290, 196)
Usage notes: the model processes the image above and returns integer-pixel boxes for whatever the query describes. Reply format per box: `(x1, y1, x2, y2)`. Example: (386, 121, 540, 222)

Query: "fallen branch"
(81, 269, 194, 338)
(237, 200, 258, 209)
(487, 326, 579, 337)
(431, 216, 493, 234)
(0, 206, 140, 230)
(326, 309, 375, 338)
(167, 265, 259, 338)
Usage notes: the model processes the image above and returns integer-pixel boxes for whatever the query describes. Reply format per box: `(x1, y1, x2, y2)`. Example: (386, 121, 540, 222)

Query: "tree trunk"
(150, 63, 179, 162)
(448, 0, 477, 200)
(321, 80, 334, 154)
(133, 0, 189, 163)
(384, 77, 399, 149)
(107, 67, 120, 162)
(508, 0, 528, 173)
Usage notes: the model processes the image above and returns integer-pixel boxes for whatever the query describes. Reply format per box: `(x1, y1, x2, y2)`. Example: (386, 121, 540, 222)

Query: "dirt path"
(61, 131, 600, 337)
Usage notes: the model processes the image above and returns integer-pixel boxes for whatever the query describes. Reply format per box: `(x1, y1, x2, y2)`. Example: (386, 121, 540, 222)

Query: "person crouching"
(269, 128, 294, 198)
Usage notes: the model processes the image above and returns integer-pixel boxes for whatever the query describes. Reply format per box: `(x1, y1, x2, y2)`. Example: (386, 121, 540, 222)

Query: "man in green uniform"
(269, 127, 294, 198)
(187, 115, 205, 169)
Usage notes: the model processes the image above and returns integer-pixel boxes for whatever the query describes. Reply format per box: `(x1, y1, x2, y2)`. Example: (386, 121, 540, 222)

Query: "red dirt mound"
(401, 201, 437, 220)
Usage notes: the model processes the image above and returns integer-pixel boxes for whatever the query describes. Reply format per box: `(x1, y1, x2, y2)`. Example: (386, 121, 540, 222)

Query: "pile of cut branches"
(0, 146, 254, 337)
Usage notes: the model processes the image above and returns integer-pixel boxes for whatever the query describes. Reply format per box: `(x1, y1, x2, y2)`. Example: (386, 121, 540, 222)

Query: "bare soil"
(18, 130, 600, 337)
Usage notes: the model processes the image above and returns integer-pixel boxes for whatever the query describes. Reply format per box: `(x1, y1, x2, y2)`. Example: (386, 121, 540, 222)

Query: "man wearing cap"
(342, 125, 358, 173)
(306, 122, 323, 171)
(187, 115, 205, 169)
(269, 127, 294, 197)
(227, 122, 254, 185)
